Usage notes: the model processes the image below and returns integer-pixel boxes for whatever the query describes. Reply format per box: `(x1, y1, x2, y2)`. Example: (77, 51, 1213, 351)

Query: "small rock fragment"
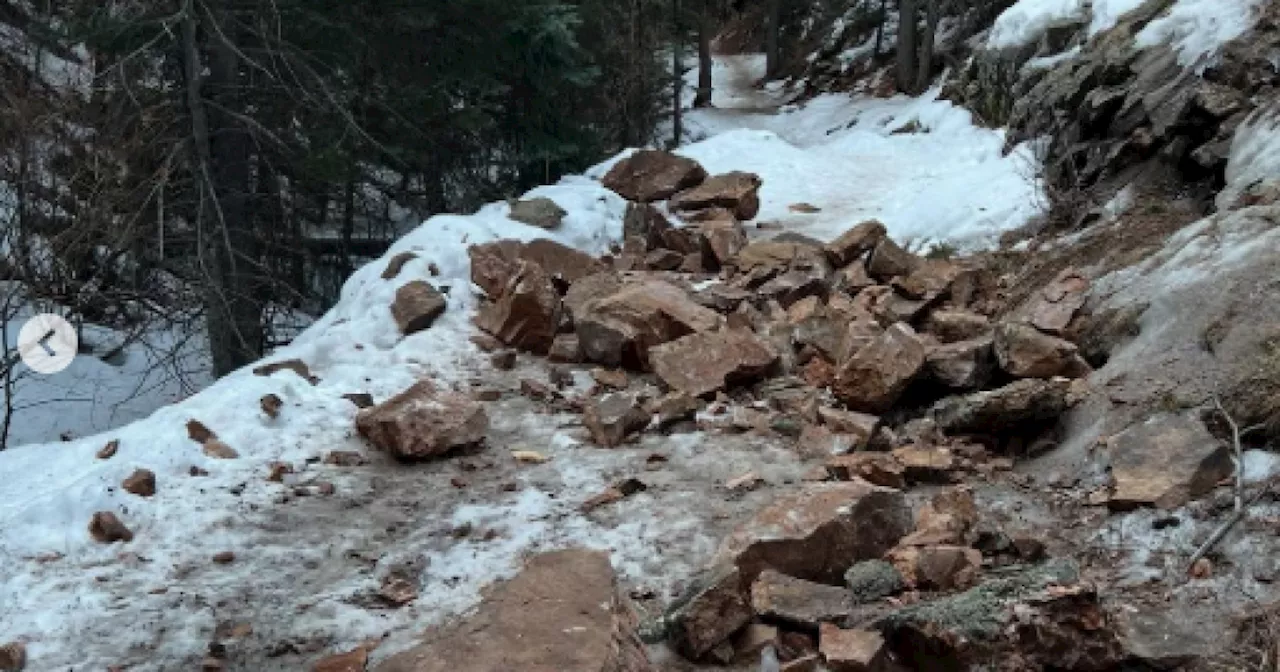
(819, 624, 887, 672)
(89, 512, 133, 544)
(203, 440, 239, 460)
(97, 440, 119, 460)
(583, 392, 650, 447)
(122, 469, 156, 497)
(212, 551, 236, 565)
(391, 281, 448, 335)
(260, 393, 283, 419)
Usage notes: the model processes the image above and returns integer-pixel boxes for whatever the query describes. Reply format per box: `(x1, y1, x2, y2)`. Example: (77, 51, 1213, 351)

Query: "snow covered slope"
(0, 55, 1047, 671)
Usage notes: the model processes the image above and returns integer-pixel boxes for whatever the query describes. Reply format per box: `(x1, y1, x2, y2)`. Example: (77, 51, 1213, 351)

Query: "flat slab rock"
(649, 329, 779, 397)
(1107, 412, 1232, 510)
(376, 549, 652, 672)
(356, 381, 488, 459)
(601, 149, 707, 203)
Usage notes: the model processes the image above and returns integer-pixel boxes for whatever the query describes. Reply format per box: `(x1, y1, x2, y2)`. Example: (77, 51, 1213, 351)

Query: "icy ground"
(0, 56, 1049, 671)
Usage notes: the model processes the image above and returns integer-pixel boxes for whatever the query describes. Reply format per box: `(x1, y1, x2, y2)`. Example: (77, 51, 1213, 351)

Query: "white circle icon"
(18, 314, 77, 374)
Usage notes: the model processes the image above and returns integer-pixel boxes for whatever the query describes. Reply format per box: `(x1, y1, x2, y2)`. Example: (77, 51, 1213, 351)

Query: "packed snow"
(1136, 0, 1268, 67)
(987, 0, 1146, 50)
(1218, 102, 1280, 210)
(0, 53, 1049, 670)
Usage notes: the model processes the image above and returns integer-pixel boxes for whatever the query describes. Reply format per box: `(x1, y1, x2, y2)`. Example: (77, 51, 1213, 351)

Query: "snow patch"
(1136, 0, 1267, 67)
(1218, 104, 1280, 210)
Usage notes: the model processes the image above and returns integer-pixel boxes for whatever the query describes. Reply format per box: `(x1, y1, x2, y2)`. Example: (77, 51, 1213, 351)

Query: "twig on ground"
(1188, 397, 1271, 573)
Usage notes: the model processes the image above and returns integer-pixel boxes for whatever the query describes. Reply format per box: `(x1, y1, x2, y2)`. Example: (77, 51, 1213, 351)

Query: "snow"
(1218, 103, 1280, 210)
(1136, 0, 1267, 67)
(0, 52, 1048, 669)
(988, 0, 1085, 50)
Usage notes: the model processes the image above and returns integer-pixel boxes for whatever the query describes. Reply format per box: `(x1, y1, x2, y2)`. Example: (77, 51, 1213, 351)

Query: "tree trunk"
(694, 0, 713, 108)
(896, 0, 918, 93)
(916, 0, 940, 93)
(765, 0, 781, 79)
(184, 0, 262, 377)
(873, 0, 888, 60)
(671, 0, 683, 147)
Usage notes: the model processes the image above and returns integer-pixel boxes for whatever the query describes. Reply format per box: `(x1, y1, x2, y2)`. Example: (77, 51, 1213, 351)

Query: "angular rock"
(507, 197, 566, 229)
(649, 391, 701, 428)
(666, 565, 754, 661)
(575, 278, 722, 369)
(838, 318, 886, 363)
(824, 221, 887, 267)
(865, 239, 919, 280)
(926, 337, 995, 389)
(89, 511, 133, 543)
(733, 624, 779, 661)
(923, 310, 991, 344)
(825, 453, 905, 489)
(671, 171, 763, 220)
(906, 488, 980, 546)
(698, 219, 749, 268)
(1020, 268, 1089, 335)
(122, 469, 156, 497)
(376, 549, 652, 672)
(650, 330, 778, 398)
(202, 440, 239, 459)
(844, 560, 905, 605)
(1107, 413, 1233, 510)
(798, 424, 858, 458)
(751, 570, 852, 629)
(602, 150, 707, 202)
(547, 334, 582, 363)
(820, 624, 887, 672)
(715, 482, 912, 585)
(475, 261, 562, 354)
(1115, 608, 1226, 669)
(932, 378, 1073, 434)
(645, 249, 684, 271)
(519, 238, 607, 285)
(356, 381, 488, 459)
(759, 269, 830, 308)
(695, 284, 753, 313)
(994, 322, 1088, 379)
(834, 262, 876, 295)
(893, 259, 962, 301)
(817, 408, 879, 446)
(887, 545, 982, 591)
(314, 646, 369, 672)
(833, 324, 926, 413)
(391, 281, 447, 335)
(734, 240, 822, 275)
(583, 392, 651, 447)
(97, 440, 119, 460)
(891, 446, 957, 484)
(623, 202, 673, 250)
(468, 240, 523, 300)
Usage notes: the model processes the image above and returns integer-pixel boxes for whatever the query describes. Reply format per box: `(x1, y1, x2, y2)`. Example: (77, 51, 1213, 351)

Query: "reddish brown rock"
(834, 262, 876, 295)
(1021, 268, 1089, 335)
(356, 381, 488, 459)
(666, 565, 754, 661)
(994, 322, 1087, 379)
(253, 358, 319, 384)
(816, 408, 879, 449)
(820, 624, 888, 672)
(907, 488, 980, 546)
(590, 367, 630, 389)
(649, 391, 701, 428)
(97, 440, 119, 460)
(932, 378, 1074, 434)
(698, 220, 749, 268)
(0, 642, 26, 672)
(548, 334, 582, 363)
(602, 150, 707, 202)
(575, 279, 722, 369)
(893, 259, 962, 301)
(825, 453, 906, 489)
(825, 221, 888, 267)
(865, 239, 919, 280)
(838, 318, 886, 363)
(891, 446, 957, 484)
(583, 392, 650, 447)
(886, 545, 982, 591)
(381, 251, 418, 280)
(802, 357, 836, 388)
(324, 451, 368, 467)
(475, 260, 561, 354)
(833, 324, 926, 413)
(89, 511, 133, 544)
(519, 238, 607, 285)
(468, 240, 524, 299)
(734, 240, 818, 275)
(923, 309, 992, 344)
(926, 337, 995, 389)
(391, 281, 448, 335)
(313, 646, 369, 672)
(650, 330, 778, 398)
(1107, 413, 1233, 510)
(376, 549, 652, 672)
(671, 171, 763, 220)
(798, 424, 859, 458)
(187, 419, 216, 443)
(202, 440, 239, 460)
(751, 570, 852, 628)
(122, 469, 156, 497)
(623, 202, 673, 250)
(716, 482, 912, 585)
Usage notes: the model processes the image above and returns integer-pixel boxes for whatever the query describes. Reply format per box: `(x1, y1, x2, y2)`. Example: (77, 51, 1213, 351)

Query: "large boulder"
(469, 239, 604, 300)
(833, 324, 927, 413)
(650, 329, 779, 397)
(994, 322, 1088, 379)
(671, 171, 763, 220)
(865, 239, 919, 280)
(1107, 413, 1233, 510)
(574, 278, 723, 369)
(391, 281, 447, 335)
(715, 481, 912, 586)
(602, 150, 707, 202)
(931, 378, 1073, 434)
(376, 550, 652, 672)
(356, 381, 488, 459)
(474, 260, 562, 354)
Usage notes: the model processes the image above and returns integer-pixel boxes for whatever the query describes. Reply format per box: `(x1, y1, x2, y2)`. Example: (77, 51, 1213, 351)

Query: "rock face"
(824, 220, 887, 267)
(356, 381, 488, 459)
(994, 322, 1086, 378)
(670, 171, 763, 220)
(376, 549, 652, 672)
(575, 279, 722, 369)
(475, 260, 561, 354)
(391, 281, 447, 335)
(666, 566, 754, 661)
(1107, 413, 1233, 510)
(716, 482, 912, 586)
(602, 149, 707, 202)
(583, 392, 651, 447)
(508, 197, 566, 229)
(834, 324, 927, 413)
(650, 330, 778, 397)
(932, 378, 1073, 434)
